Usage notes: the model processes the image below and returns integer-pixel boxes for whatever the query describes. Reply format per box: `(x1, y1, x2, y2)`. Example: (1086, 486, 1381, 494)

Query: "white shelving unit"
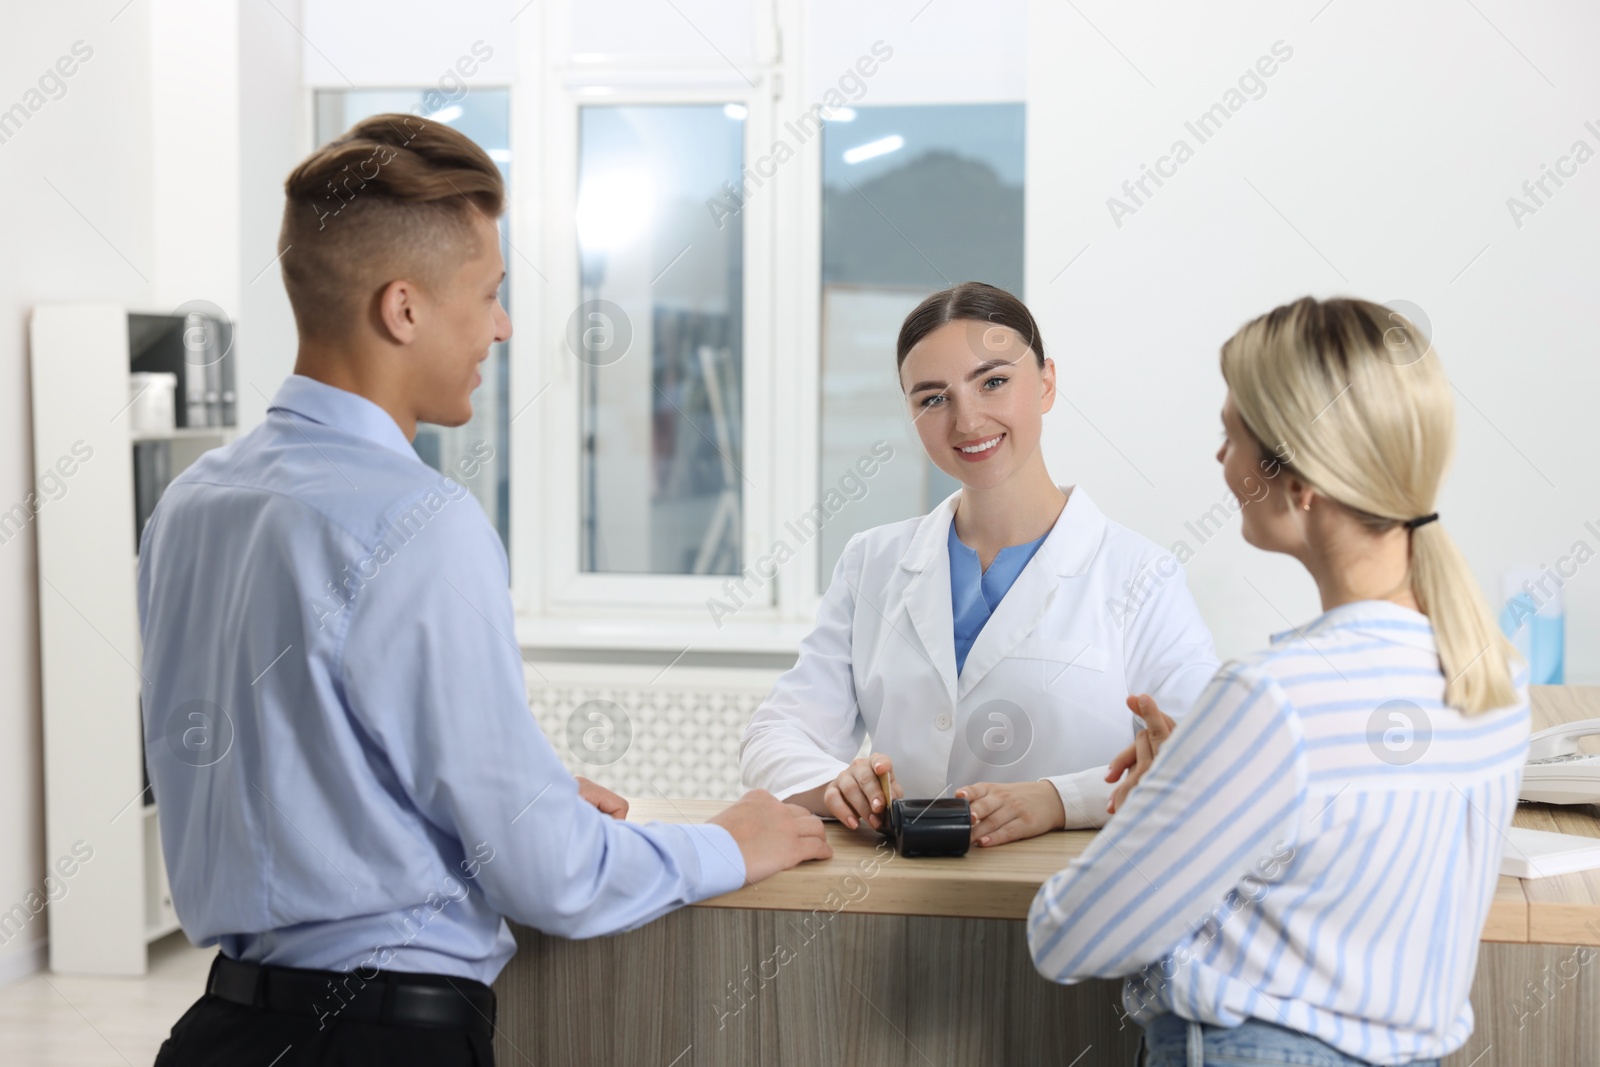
(30, 303, 235, 974)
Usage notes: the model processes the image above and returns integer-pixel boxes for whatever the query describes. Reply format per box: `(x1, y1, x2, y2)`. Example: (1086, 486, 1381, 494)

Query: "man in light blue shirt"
(142, 114, 829, 1067)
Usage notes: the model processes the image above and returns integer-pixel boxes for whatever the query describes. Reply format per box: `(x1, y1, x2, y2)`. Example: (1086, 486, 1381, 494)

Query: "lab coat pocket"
(951, 640, 1122, 786)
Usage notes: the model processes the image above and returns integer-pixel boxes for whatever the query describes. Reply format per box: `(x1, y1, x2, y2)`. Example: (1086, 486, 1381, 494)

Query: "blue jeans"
(1138, 1013, 1441, 1067)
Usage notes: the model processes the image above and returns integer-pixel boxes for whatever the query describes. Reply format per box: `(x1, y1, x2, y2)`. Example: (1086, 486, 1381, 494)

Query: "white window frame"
(299, 1, 1023, 655)
(511, 0, 826, 652)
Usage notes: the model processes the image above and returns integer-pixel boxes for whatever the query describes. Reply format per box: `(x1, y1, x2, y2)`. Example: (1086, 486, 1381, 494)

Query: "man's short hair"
(278, 113, 504, 340)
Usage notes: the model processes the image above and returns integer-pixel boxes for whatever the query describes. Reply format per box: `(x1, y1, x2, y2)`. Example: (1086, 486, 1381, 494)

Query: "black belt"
(207, 952, 496, 1040)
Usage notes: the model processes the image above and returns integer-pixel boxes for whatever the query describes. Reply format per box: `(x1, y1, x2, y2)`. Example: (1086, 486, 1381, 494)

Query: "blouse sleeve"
(1028, 662, 1307, 983)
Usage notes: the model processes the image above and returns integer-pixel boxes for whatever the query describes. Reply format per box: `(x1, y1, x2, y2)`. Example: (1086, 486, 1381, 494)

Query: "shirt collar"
(947, 515, 1048, 562)
(1269, 599, 1438, 653)
(266, 374, 418, 461)
(903, 484, 1106, 577)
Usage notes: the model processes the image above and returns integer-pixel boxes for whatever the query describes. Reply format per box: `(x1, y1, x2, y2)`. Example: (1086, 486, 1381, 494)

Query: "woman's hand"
(822, 753, 902, 831)
(955, 780, 1066, 847)
(575, 775, 629, 819)
(1104, 694, 1176, 815)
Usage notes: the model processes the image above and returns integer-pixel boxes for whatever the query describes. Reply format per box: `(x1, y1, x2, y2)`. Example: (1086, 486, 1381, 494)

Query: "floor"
(0, 933, 213, 1066)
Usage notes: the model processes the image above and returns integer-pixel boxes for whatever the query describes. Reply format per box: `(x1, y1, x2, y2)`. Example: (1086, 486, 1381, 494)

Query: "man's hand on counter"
(576, 776, 629, 819)
(710, 789, 834, 885)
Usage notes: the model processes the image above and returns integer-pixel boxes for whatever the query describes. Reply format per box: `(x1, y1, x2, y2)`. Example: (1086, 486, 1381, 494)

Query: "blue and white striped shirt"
(1028, 600, 1529, 1065)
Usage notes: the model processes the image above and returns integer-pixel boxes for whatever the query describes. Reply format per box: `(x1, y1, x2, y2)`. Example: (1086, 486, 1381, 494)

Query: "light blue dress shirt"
(947, 519, 1050, 674)
(136, 374, 745, 984)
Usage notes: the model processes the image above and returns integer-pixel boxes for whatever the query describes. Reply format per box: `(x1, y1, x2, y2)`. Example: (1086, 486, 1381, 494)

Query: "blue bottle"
(1499, 569, 1564, 684)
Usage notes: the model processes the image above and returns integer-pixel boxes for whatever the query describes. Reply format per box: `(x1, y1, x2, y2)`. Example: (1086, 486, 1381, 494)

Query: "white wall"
(300, 0, 516, 87)
(804, 0, 1025, 104)
(151, 0, 239, 316)
(0, 0, 247, 985)
(237, 0, 303, 432)
(1027, 0, 1600, 679)
(0, 2, 155, 983)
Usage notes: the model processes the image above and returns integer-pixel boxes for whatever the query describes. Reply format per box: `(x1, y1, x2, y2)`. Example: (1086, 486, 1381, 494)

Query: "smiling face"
(899, 319, 1055, 490)
(407, 211, 511, 427)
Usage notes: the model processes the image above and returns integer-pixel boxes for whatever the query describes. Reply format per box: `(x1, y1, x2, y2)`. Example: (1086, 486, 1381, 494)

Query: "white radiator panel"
(525, 662, 784, 802)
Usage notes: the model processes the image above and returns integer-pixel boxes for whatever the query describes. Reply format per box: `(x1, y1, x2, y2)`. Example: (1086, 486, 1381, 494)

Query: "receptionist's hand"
(575, 776, 629, 820)
(956, 780, 1066, 847)
(1105, 694, 1176, 815)
(824, 754, 903, 831)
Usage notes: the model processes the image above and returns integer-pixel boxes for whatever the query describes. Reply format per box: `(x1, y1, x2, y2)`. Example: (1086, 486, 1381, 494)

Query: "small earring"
(1301, 501, 1311, 512)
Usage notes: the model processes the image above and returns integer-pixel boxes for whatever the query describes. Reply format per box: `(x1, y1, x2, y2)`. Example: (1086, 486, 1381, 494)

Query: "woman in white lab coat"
(739, 282, 1220, 846)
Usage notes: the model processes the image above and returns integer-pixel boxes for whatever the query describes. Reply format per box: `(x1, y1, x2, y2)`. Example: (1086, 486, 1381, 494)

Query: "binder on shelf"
(128, 312, 236, 430)
(133, 439, 171, 551)
(198, 314, 222, 426)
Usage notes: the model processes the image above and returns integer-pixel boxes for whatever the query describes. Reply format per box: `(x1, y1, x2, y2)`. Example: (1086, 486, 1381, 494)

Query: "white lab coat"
(740, 485, 1220, 829)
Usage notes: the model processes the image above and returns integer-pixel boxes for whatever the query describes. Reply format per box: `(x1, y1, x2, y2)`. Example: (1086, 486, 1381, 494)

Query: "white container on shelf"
(129, 371, 178, 435)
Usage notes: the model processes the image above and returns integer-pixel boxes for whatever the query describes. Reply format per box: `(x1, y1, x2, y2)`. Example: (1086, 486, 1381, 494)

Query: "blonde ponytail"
(1408, 521, 1517, 713)
(1220, 297, 1518, 715)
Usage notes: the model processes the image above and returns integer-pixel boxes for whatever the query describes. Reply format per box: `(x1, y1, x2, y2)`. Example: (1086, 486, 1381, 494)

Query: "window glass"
(818, 103, 1025, 587)
(576, 104, 746, 575)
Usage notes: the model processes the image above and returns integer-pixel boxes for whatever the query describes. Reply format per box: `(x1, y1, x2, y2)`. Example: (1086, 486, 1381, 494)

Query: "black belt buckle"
(394, 982, 488, 1031)
(208, 953, 263, 1005)
(880, 796, 971, 857)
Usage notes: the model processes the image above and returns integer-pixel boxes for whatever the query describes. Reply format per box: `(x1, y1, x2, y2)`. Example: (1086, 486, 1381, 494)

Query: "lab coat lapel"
(955, 568, 1056, 701)
(897, 492, 960, 705)
(954, 485, 1102, 701)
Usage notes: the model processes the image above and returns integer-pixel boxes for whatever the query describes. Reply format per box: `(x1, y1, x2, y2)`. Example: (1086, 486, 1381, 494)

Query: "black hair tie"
(1404, 513, 1439, 530)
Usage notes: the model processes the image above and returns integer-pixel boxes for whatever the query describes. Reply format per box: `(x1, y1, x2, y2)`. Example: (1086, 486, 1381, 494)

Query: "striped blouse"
(1028, 599, 1530, 1065)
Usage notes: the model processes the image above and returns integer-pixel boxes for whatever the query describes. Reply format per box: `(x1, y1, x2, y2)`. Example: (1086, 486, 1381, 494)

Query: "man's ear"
(376, 278, 421, 344)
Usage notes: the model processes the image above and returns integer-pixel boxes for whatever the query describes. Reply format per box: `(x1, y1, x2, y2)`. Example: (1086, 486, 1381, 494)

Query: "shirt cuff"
(769, 763, 850, 807)
(670, 821, 749, 901)
(1043, 766, 1115, 830)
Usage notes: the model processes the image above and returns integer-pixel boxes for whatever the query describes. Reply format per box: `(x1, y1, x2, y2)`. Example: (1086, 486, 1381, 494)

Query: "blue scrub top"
(948, 518, 1050, 675)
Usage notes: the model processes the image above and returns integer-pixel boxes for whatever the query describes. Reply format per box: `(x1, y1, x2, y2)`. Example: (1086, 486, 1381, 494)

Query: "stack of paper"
(1500, 826, 1600, 879)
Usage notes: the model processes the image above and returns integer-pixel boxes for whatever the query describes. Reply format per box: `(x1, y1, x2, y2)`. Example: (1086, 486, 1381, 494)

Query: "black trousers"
(154, 955, 497, 1067)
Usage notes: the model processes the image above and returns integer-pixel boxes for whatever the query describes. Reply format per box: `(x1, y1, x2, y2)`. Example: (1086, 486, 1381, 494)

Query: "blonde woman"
(1028, 297, 1529, 1066)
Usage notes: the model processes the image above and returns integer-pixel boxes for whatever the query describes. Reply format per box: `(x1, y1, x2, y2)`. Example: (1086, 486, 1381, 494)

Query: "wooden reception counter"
(492, 687, 1600, 1066)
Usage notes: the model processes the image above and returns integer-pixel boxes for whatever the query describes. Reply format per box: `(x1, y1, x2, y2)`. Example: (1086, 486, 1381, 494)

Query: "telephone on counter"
(1521, 719, 1600, 805)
